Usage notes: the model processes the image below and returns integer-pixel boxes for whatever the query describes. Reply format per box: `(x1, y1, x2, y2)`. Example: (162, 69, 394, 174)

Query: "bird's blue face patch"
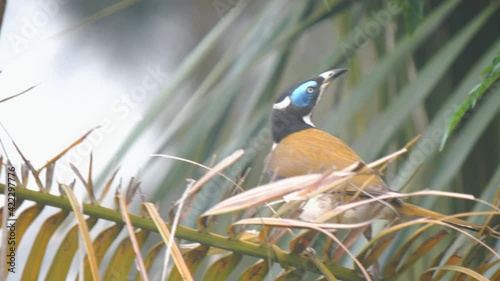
(290, 81, 318, 107)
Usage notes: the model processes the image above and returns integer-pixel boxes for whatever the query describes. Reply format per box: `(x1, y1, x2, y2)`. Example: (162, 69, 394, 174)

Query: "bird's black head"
(271, 69, 348, 143)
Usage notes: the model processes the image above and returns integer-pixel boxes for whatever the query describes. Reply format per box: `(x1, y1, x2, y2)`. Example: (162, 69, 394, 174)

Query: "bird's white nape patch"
(273, 96, 291, 110)
(271, 142, 277, 150)
(302, 113, 315, 127)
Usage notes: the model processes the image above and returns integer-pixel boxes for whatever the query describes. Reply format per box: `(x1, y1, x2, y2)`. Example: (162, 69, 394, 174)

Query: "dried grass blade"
(0, 84, 37, 104)
(36, 126, 101, 174)
(117, 193, 149, 281)
(188, 149, 244, 196)
(233, 217, 371, 231)
(11, 140, 44, 190)
(87, 152, 94, 200)
(149, 153, 241, 189)
(61, 184, 99, 281)
(98, 166, 120, 203)
(143, 202, 194, 281)
(45, 163, 55, 189)
(203, 174, 320, 217)
(425, 265, 489, 281)
(69, 163, 97, 204)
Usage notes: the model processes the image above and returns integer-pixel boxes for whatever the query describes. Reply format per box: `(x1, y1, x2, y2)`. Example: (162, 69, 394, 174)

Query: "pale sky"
(0, 1, 162, 188)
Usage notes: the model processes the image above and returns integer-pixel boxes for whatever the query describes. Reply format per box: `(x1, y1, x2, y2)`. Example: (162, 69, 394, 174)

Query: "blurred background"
(0, 0, 499, 280)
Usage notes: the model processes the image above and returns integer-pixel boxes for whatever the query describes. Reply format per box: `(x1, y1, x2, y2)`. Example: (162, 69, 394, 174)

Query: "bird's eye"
(306, 87, 314, 94)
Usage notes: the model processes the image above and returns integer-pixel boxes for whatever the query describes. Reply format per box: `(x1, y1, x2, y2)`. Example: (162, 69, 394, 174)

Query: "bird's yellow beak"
(319, 68, 348, 90)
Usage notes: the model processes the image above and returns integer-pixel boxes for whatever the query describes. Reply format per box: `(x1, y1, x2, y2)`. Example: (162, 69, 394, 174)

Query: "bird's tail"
(399, 202, 499, 238)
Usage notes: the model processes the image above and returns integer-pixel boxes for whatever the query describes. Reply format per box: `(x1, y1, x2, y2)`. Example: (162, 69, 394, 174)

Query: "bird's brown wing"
(267, 128, 390, 193)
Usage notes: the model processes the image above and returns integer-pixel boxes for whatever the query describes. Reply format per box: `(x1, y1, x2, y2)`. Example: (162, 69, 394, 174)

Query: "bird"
(266, 68, 498, 236)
